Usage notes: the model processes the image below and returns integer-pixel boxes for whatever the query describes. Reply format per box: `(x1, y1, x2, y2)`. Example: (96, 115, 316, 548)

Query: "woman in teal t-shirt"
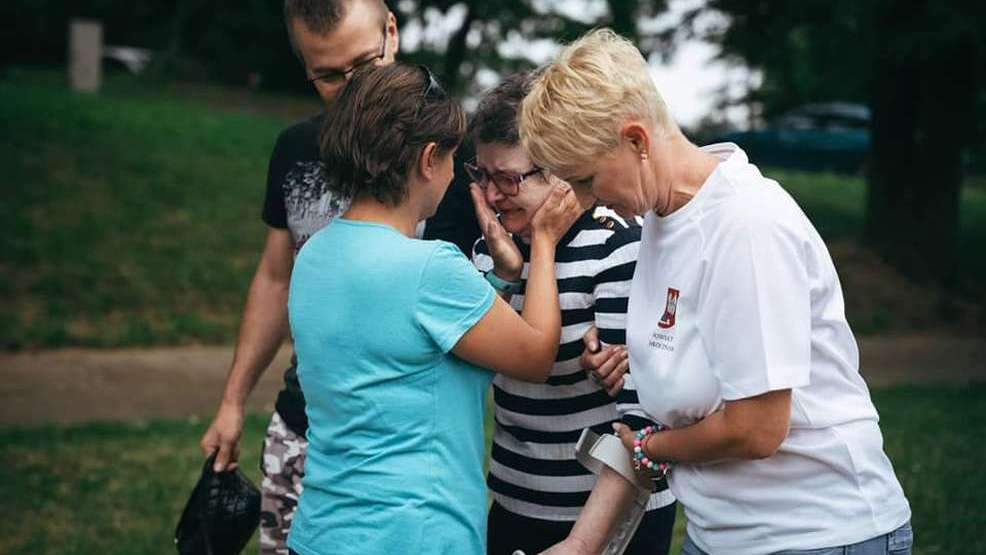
(286, 64, 583, 555)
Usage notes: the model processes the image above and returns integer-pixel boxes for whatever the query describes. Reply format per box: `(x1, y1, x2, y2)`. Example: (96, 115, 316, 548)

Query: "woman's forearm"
(645, 389, 792, 463)
(520, 236, 562, 350)
(539, 467, 642, 555)
(570, 467, 642, 553)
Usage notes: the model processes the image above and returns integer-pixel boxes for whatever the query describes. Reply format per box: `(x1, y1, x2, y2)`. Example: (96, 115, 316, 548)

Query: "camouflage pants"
(258, 412, 308, 555)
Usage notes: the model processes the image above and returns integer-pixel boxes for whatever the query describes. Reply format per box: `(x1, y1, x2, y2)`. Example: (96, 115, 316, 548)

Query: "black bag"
(175, 453, 262, 555)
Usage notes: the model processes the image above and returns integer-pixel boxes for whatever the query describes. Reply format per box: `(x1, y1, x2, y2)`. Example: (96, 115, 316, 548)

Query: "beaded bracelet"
(632, 425, 671, 477)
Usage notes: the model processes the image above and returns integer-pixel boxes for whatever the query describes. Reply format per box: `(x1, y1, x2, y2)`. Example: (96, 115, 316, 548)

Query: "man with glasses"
(197, 2, 477, 553)
(468, 72, 676, 555)
(303, 19, 389, 99)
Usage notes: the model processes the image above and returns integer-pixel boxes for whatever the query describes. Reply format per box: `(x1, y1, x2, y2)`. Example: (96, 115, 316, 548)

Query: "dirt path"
(2, 335, 984, 427)
(0, 345, 292, 427)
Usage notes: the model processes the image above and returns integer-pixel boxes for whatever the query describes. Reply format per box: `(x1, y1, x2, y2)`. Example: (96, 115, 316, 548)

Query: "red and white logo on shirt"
(658, 288, 680, 329)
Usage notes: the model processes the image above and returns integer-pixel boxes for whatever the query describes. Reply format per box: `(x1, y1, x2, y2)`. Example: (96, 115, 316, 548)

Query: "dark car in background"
(715, 102, 870, 174)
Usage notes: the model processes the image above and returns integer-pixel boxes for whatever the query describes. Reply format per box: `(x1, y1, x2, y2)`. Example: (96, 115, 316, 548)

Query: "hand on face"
(530, 182, 583, 244)
(473, 143, 550, 238)
(470, 183, 523, 280)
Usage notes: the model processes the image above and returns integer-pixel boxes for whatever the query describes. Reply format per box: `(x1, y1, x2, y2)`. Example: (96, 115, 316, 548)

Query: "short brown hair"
(468, 71, 538, 146)
(283, 0, 387, 49)
(320, 63, 466, 206)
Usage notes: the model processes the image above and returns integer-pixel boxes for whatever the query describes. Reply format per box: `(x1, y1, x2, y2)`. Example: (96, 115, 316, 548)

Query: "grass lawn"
(0, 384, 983, 554)
(1, 73, 288, 348)
(2, 71, 985, 348)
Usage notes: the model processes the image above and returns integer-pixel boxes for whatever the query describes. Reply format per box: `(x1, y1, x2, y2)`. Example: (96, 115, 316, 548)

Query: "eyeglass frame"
(306, 21, 388, 85)
(464, 158, 544, 197)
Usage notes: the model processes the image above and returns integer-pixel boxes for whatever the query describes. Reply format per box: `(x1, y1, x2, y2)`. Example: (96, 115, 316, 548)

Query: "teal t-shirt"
(286, 218, 496, 555)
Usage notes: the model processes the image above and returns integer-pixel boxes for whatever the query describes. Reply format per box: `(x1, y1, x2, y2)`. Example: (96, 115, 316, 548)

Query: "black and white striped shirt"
(473, 208, 674, 521)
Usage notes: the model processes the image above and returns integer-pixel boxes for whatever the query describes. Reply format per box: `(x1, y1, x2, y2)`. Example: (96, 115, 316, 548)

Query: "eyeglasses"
(307, 22, 388, 85)
(464, 158, 543, 196)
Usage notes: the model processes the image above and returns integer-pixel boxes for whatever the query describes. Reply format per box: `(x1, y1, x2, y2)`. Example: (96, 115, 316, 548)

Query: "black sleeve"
(423, 144, 481, 257)
(261, 129, 293, 229)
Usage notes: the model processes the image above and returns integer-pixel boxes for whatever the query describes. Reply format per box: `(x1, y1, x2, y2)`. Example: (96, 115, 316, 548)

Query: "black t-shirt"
(262, 114, 480, 437)
(424, 141, 481, 256)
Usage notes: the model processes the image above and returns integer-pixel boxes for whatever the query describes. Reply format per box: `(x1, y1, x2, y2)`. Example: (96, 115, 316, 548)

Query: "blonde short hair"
(520, 28, 677, 178)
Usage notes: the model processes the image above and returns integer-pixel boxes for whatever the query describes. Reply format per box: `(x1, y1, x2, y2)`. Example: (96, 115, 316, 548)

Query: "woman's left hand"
(612, 422, 637, 456)
(530, 182, 584, 244)
(580, 326, 629, 397)
(613, 422, 664, 480)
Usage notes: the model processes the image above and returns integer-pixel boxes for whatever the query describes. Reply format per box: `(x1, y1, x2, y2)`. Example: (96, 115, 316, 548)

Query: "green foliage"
(1, 0, 682, 96)
(694, 0, 986, 124)
(1, 386, 982, 554)
(695, 0, 986, 281)
(0, 0, 305, 92)
(401, 0, 673, 94)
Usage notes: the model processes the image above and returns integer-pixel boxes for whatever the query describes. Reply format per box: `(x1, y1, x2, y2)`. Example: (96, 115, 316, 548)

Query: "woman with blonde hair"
(520, 29, 912, 555)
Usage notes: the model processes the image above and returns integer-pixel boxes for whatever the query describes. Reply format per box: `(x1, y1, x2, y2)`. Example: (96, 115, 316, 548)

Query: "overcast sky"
(398, 0, 758, 129)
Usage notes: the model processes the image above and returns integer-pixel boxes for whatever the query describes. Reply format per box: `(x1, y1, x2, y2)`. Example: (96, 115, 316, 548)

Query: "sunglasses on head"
(418, 64, 447, 100)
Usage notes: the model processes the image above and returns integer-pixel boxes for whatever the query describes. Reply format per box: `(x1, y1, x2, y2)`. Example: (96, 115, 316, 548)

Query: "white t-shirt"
(627, 144, 911, 554)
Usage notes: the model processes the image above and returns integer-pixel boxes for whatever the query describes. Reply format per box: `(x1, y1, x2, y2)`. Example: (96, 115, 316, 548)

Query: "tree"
(397, 0, 671, 96)
(692, 0, 986, 283)
(865, 0, 983, 283)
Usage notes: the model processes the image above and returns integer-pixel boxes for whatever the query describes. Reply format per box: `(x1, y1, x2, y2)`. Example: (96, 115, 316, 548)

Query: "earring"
(640, 153, 648, 161)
